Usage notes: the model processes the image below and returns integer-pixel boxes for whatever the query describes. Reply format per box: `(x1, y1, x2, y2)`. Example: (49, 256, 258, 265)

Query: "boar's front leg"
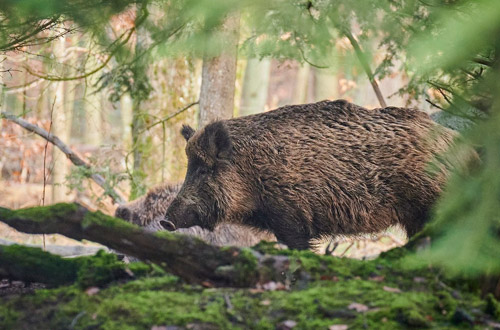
(272, 228, 311, 250)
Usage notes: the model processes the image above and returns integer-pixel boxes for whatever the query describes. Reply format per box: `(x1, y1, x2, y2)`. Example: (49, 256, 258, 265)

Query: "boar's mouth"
(163, 207, 202, 231)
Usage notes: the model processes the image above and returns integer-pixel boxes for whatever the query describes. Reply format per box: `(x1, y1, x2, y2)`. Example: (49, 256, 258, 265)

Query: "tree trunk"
(293, 63, 310, 104)
(198, 14, 240, 127)
(240, 58, 271, 116)
(51, 35, 71, 203)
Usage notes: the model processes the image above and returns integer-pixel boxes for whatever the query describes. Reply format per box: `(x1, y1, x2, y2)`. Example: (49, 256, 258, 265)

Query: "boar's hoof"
(160, 220, 176, 231)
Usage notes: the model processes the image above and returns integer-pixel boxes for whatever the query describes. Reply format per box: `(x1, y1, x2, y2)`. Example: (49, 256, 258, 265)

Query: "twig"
(472, 57, 493, 67)
(69, 311, 86, 330)
(340, 242, 355, 257)
(24, 27, 136, 82)
(41, 96, 57, 250)
(425, 98, 445, 111)
(139, 101, 199, 134)
(343, 29, 387, 108)
(224, 294, 233, 310)
(0, 112, 126, 205)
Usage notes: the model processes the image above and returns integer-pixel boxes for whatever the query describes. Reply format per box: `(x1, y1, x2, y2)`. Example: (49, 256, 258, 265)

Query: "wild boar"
(115, 183, 274, 247)
(164, 100, 461, 249)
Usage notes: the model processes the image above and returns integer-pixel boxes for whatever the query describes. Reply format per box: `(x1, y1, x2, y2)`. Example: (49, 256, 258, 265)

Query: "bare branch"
(140, 101, 199, 133)
(0, 112, 126, 205)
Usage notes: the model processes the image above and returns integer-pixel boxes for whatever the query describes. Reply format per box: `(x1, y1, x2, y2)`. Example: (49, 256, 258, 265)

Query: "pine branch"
(343, 30, 387, 108)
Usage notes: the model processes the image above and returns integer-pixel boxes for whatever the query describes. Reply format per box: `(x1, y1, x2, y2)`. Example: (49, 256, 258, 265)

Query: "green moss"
(76, 250, 130, 288)
(0, 203, 79, 222)
(232, 248, 259, 286)
(485, 293, 500, 319)
(0, 267, 493, 330)
(0, 305, 20, 329)
(391, 294, 433, 327)
(0, 245, 79, 285)
(82, 210, 138, 230)
(0, 233, 495, 329)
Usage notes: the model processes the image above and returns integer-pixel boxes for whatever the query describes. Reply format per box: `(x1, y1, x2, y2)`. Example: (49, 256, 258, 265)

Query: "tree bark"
(240, 58, 271, 116)
(293, 63, 310, 104)
(0, 203, 300, 287)
(198, 14, 240, 127)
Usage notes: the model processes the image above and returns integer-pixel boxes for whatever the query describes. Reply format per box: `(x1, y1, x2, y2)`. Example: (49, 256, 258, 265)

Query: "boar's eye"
(187, 155, 211, 176)
(198, 167, 209, 175)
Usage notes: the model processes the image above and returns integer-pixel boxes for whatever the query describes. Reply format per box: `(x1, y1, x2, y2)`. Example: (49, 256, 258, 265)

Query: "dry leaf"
(348, 302, 369, 312)
(369, 275, 385, 282)
(329, 325, 348, 330)
(383, 286, 402, 293)
(277, 320, 297, 329)
(85, 287, 100, 296)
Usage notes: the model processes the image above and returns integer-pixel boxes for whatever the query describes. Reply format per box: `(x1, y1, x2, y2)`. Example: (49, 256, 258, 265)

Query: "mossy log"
(0, 244, 151, 288)
(0, 203, 293, 287)
(0, 244, 79, 286)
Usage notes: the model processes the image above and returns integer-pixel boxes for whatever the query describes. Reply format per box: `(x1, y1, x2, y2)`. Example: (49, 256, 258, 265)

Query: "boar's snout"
(165, 198, 201, 230)
(115, 206, 141, 224)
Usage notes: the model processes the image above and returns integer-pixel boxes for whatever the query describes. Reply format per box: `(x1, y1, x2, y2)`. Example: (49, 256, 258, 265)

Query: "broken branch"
(0, 112, 126, 205)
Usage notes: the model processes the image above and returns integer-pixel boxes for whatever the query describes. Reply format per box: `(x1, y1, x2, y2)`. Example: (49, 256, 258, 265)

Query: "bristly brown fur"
(166, 100, 467, 249)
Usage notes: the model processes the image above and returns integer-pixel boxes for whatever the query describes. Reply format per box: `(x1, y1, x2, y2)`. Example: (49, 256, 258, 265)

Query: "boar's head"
(164, 121, 245, 232)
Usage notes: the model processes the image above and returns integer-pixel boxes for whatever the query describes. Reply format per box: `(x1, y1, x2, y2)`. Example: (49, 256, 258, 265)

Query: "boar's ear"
(203, 121, 232, 160)
(181, 125, 196, 141)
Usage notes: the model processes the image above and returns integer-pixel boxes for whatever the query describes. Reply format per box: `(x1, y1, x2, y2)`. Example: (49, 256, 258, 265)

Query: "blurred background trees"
(0, 0, 499, 275)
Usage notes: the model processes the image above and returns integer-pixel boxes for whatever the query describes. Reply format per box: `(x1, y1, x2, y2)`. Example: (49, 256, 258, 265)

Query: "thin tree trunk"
(51, 35, 71, 203)
(83, 87, 102, 146)
(0, 55, 4, 128)
(240, 58, 271, 116)
(198, 14, 240, 127)
(293, 63, 310, 104)
(314, 68, 338, 101)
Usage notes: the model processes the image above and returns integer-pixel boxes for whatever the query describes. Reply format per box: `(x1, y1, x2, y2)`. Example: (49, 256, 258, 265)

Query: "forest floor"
(1, 243, 500, 329)
(0, 185, 499, 329)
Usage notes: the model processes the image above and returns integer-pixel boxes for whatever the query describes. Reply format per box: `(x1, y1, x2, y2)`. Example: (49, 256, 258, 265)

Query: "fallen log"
(0, 244, 79, 286)
(0, 204, 293, 287)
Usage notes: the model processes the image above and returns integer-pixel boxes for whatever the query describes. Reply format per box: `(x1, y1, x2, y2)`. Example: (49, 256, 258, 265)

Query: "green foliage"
(401, 0, 500, 276)
(67, 159, 128, 203)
